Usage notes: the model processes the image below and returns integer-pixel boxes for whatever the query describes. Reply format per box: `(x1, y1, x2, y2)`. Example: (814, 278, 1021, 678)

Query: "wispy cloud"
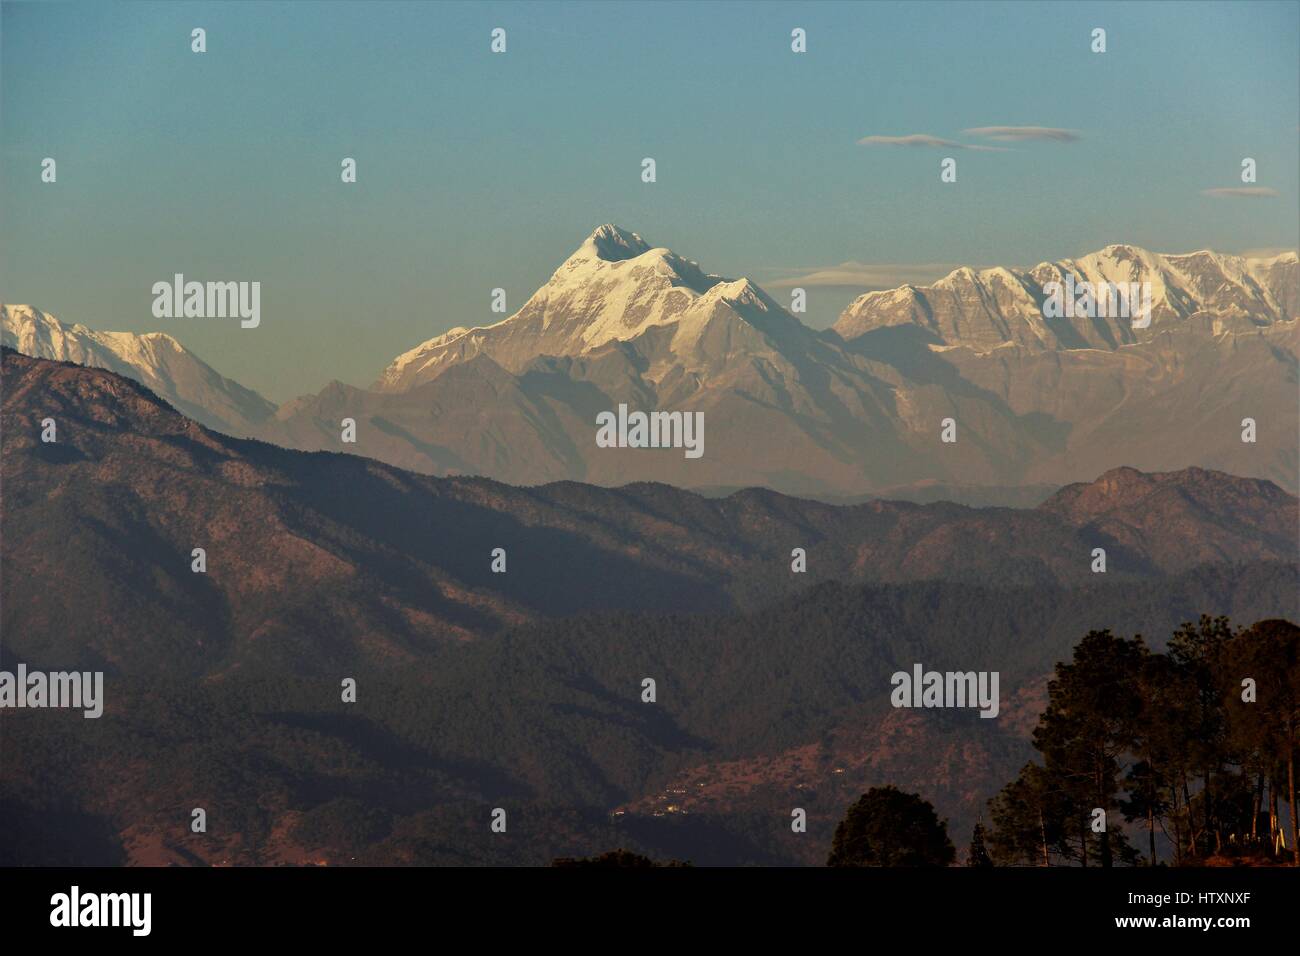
(856, 133, 1007, 152)
(1201, 186, 1279, 198)
(963, 125, 1080, 142)
(764, 261, 963, 290)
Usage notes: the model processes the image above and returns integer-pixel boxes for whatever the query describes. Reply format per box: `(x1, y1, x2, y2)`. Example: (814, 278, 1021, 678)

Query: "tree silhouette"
(827, 786, 955, 867)
(988, 761, 1068, 865)
(990, 617, 1299, 866)
(968, 822, 994, 867)
(1224, 619, 1300, 864)
(1033, 629, 1147, 866)
(1168, 615, 1235, 856)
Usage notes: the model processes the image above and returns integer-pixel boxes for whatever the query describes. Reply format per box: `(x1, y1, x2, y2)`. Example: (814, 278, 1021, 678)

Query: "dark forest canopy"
(2, 567, 1296, 866)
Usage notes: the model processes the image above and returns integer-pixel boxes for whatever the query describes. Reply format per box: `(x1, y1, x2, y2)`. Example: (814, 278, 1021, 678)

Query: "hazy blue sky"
(3, 0, 1297, 400)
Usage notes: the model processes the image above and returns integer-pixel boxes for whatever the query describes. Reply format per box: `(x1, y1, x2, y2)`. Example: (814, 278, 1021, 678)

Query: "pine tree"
(1168, 616, 1235, 856)
(1032, 629, 1148, 866)
(1224, 619, 1300, 864)
(968, 822, 994, 867)
(988, 761, 1067, 865)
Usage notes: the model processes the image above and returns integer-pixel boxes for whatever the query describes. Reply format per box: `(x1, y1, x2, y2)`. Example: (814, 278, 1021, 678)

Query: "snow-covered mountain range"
(834, 244, 1297, 350)
(268, 226, 1298, 495)
(6, 228, 1297, 497)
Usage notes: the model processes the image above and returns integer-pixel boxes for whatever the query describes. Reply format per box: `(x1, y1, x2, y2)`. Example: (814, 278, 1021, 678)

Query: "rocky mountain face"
(265, 228, 1300, 496)
(833, 245, 1297, 350)
(832, 246, 1299, 495)
(1, 303, 275, 435)
(267, 225, 922, 495)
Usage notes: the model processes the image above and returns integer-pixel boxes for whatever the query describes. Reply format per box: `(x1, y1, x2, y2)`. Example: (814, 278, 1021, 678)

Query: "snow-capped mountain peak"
(1, 303, 274, 434)
(375, 226, 808, 392)
(581, 223, 652, 262)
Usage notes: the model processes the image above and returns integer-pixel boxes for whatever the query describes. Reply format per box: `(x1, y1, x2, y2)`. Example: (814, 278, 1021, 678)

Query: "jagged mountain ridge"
(833, 244, 1297, 351)
(383, 229, 1297, 385)
(0, 303, 275, 435)
(267, 227, 1299, 494)
(7, 228, 1297, 496)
